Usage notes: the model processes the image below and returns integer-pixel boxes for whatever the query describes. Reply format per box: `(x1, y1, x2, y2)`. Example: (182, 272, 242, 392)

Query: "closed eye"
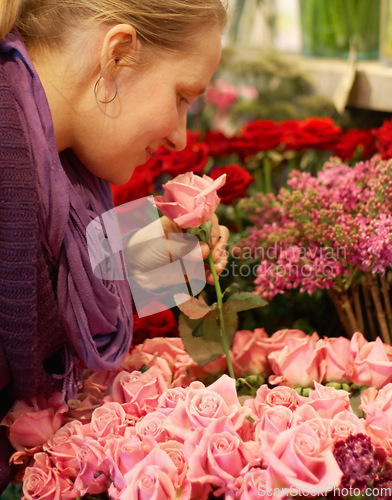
(180, 96, 190, 105)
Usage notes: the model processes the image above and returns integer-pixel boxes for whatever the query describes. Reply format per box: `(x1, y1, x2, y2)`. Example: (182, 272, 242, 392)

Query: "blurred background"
(188, 0, 392, 134)
(181, 0, 392, 340)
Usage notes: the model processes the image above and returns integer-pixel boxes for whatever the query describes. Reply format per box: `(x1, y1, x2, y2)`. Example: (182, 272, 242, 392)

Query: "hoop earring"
(94, 74, 118, 104)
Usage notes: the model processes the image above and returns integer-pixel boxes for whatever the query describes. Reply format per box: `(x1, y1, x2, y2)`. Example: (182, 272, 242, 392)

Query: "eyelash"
(180, 96, 190, 105)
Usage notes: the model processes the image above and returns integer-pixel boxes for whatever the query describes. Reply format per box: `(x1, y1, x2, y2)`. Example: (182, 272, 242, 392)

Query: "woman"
(0, 0, 229, 490)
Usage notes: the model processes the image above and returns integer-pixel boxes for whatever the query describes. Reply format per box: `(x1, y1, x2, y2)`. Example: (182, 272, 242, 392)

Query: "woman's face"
(72, 27, 222, 185)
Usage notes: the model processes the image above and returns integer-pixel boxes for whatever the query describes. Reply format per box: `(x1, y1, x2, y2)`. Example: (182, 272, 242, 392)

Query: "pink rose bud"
(154, 172, 226, 228)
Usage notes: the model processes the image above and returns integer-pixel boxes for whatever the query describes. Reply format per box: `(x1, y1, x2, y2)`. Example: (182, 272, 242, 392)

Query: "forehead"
(164, 28, 222, 90)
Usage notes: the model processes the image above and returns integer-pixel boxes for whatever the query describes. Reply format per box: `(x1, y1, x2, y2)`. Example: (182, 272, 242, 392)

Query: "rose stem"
(380, 273, 392, 334)
(361, 273, 377, 341)
(340, 290, 360, 335)
(254, 167, 264, 193)
(207, 251, 235, 379)
(232, 203, 244, 235)
(366, 272, 391, 345)
(263, 155, 273, 194)
(352, 282, 365, 334)
(327, 288, 354, 338)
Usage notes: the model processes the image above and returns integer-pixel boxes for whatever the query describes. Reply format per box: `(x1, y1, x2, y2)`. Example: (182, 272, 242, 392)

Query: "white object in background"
(223, 0, 276, 49)
(274, 0, 302, 53)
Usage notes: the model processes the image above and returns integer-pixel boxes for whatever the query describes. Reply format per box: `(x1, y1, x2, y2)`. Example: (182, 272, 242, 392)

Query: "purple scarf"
(1, 33, 133, 396)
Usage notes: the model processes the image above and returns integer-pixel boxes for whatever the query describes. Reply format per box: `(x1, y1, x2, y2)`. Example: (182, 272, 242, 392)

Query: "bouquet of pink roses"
(3, 330, 392, 500)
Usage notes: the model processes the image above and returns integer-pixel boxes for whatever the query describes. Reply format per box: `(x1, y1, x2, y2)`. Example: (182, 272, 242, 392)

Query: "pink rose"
(360, 386, 381, 408)
(363, 408, 392, 454)
(322, 336, 354, 383)
(187, 419, 252, 497)
(254, 405, 295, 441)
(328, 410, 366, 442)
(105, 435, 156, 497)
(261, 424, 342, 495)
(135, 411, 168, 443)
(164, 375, 245, 441)
(67, 393, 103, 424)
(245, 385, 301, 421)
(268, 333, 325, 387)
(45, 432, 109, 495)
(361, 383, 392, 415)
(154, 171, 226, 228)
(120, 448, 178, 500)
(294, 405, 332, 451)
(237, 467, 283, 500)
(22, 452, 75, 500)
(123, 338, 196, 388)
(121, 351, 173, 385)
(158, 440, 191, 497)
(71, 435, 111, 497)
(90, 402, 127, 439)
(80, 369, 117, 400)
(67, 371, 114, 423)
(304, 382, 351, 419)
(43, 420, 84, 453)
(350, 331, 392, 388)
(231, 329, 270, 378)
(107, 367, 168, 415)
(360, 384, 392, 454)
(3, 393, 68, 453)
(125, 338, 192, 371)
(257, 328, 308, 356)
(157, 387, 188, 415)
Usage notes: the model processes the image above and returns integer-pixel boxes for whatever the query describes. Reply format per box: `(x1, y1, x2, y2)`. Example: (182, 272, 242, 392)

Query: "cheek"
(144, 101, 179, 139)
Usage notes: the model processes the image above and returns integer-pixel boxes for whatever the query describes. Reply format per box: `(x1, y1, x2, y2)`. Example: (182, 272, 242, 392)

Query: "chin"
(110, 167, 138, 186)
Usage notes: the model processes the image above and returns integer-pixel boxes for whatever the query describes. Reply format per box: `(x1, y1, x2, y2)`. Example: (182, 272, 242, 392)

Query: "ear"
(99, 24, 137, 75)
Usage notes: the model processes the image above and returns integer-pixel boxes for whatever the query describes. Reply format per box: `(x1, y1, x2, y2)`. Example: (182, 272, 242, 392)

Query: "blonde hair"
(1, 0, 227, 56)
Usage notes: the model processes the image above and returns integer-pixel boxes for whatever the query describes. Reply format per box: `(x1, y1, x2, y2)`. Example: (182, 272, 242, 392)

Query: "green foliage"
(179, 291, 267, 368)
(0, 484, 22, 500)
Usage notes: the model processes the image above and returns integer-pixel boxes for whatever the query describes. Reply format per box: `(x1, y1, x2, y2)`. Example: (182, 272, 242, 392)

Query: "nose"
(165, 112, 187, 152)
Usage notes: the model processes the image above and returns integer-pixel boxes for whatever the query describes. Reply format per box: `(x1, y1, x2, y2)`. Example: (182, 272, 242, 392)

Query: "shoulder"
(0, 62, 25, 122)
(0, 63, 34, 168)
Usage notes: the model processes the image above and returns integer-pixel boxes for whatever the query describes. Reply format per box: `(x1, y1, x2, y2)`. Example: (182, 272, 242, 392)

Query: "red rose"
(236, 119, 285, 157)
(132, 309, 179, 345)
(111, 157, 160, 206)
(279, 119, 301, 143)
(204, 130, 238, 158)
(372, 119, 392, 158)
(160, 130, 209, 177)
(209, 164, 253, 204)
(284, 117, 342, 151)
(334, 129, 377, 161)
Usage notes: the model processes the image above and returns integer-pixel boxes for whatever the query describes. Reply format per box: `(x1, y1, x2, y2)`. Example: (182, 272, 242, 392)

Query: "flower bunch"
(233, 155, 392, 343)
(3, 330, 392, 500)
(110, 116, 392, 209)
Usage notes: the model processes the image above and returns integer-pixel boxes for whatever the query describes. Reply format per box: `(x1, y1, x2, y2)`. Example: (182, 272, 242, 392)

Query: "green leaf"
(267, 150, 284, 163)
(175, 294, 216, 320)
(223, 292, 267, 315)
(192, 320, 205, 338)
(179, 313, 223, 367)
(179, 308, 239, 367)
